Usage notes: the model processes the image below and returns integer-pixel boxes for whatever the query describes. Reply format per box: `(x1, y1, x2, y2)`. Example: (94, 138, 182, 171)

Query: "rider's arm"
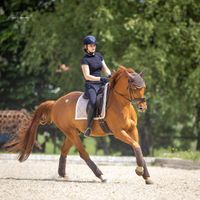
(81, 65, 101, 81)
(101, 60, 111, 76)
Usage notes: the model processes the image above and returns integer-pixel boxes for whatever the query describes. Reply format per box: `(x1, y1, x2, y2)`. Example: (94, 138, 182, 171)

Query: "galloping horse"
(6, 66, 153, 184)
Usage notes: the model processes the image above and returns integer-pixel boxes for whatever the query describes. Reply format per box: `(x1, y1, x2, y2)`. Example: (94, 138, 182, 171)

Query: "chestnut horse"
(7, 66, 153, 184)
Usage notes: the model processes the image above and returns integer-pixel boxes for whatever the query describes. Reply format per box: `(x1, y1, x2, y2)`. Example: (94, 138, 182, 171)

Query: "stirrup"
(84, 127, 91, 137)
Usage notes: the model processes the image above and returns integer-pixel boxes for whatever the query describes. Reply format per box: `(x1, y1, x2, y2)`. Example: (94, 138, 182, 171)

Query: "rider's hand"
(100, 77, 109, 84)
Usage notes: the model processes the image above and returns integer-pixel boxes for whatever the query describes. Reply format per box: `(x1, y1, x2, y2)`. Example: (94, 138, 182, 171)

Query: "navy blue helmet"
(83, 35, 96, 45)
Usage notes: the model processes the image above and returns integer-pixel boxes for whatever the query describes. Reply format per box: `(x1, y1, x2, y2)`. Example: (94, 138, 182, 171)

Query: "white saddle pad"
(75, 83, 109, 120)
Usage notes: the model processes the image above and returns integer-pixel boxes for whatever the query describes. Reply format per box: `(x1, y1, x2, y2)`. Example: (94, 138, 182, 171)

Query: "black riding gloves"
(100, 77, 109, 84)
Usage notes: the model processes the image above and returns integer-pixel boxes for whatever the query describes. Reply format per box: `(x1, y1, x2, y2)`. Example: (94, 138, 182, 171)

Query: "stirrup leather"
(84, 127, 91, 137)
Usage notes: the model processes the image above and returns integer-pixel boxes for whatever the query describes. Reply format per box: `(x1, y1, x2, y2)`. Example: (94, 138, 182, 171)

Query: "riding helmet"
(83, 35, 96, 45)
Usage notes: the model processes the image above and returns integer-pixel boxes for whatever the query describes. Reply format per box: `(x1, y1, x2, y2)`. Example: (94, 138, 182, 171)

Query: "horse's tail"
(6, 100, 55, 162)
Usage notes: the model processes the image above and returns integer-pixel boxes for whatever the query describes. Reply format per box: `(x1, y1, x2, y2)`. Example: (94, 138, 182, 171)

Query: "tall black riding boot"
(84, 105, 95, 137)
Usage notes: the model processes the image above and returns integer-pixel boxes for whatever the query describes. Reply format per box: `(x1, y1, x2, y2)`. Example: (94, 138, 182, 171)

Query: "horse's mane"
(110, 66, 134, 89)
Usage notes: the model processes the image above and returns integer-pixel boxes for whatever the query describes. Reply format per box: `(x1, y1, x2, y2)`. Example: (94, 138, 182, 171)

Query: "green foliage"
(1, 0, 200, 154)
(153, 148, 200, 161)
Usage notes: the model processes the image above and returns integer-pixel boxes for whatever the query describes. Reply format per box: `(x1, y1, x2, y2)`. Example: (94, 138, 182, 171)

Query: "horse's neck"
(108, 88, 131, 109)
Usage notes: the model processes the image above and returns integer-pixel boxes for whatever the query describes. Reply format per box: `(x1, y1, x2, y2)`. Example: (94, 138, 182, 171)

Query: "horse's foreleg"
(58, 137, 73, 177)
(128, 127, 152, 182)
(114, 129, 153, 184)
(68, 129, 106, 182)
(116, 129, 144, 165)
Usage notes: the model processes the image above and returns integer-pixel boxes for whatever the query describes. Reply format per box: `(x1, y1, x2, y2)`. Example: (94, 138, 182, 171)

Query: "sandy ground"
(0, 159, 200, 200)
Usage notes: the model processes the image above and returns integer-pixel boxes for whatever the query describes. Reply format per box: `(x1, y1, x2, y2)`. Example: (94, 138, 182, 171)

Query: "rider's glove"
(100, 77, 109, 84)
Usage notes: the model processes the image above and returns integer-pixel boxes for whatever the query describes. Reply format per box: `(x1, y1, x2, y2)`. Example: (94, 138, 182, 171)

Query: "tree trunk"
(196, 105, 200, 151)
(139, 108, 153, 156)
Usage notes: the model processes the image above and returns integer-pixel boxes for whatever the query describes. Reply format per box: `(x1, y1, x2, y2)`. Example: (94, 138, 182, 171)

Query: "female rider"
(81, 35, 111, 137)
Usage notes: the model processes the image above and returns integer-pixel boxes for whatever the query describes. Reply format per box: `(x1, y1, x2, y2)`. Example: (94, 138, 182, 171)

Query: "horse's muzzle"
(137, 103, 147, 112)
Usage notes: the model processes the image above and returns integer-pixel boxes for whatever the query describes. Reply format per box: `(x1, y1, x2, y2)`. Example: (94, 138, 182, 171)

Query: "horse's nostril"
(138, 106, 146, 112)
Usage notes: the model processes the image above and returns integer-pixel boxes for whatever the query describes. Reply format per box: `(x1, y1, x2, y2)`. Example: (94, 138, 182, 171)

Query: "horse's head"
(110, 66, 147, 112)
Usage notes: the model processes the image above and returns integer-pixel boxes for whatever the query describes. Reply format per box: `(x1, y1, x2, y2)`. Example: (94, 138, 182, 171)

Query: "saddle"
(75, 83, 109, 120)
(83, 85, 108, 117)
(85, 84, 112, 134)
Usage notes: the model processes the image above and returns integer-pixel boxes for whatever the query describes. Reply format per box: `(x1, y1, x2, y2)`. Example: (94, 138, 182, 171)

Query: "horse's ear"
(125, 71, 134, 79)
(125, 70, 130, 76)
(119, 65, 126, 70)
(139, 71, 144, 77)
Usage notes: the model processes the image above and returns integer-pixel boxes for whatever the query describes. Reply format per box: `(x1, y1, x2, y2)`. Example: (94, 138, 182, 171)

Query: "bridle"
(114, 86, 146, 104)
(127, 79, 146, 104)
(113, 72, 146, 105)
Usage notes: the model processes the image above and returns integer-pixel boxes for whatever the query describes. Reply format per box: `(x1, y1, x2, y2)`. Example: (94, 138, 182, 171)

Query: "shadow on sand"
(0, 176, 107, 184)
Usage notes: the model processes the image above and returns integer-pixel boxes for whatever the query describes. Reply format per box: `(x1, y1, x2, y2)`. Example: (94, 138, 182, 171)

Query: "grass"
(153, 148, 200, 161)
(41, 135, 103, 155)
(9, 134, 199, 161)
(43, 138, 200, 161)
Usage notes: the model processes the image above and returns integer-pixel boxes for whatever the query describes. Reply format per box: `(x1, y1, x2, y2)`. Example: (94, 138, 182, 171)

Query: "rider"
(81, 35, 111, 137)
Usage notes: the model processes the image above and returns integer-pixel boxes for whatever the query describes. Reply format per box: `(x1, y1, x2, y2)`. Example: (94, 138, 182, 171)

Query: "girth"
(98, 118, 112, 134)
(97, 86, 112, 134)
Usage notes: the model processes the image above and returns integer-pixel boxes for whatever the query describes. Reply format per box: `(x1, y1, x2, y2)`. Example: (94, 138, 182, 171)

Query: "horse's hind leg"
(58, 137, 73, 177)
(68, 129, 106, 182)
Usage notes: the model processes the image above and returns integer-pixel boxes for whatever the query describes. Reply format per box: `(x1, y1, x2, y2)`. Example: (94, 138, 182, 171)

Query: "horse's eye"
(128, 79, 134, 83)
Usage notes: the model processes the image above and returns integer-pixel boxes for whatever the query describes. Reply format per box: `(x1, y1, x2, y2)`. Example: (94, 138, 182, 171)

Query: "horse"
(6, 66, 153, 184)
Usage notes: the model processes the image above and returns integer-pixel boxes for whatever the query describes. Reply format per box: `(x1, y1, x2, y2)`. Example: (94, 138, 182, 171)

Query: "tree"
(1, 0, 200, 154)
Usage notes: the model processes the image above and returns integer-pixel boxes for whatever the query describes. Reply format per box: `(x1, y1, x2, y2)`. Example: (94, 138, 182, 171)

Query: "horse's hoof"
(99, 175, 107, 183)
(145, 178, 153, 185)
(58, 175, 68, 180)
(58, 173, 65, 178)
(135, 166, 144, 176)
